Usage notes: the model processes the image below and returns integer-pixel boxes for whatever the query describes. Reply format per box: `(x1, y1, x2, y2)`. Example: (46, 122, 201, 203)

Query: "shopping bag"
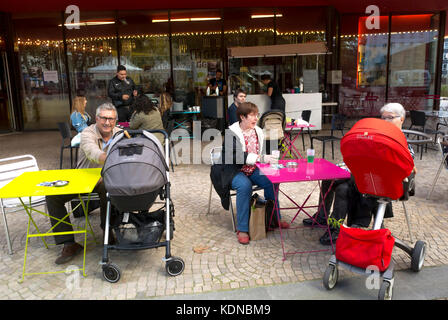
(249, 196, 266, 241)
(335, 225, 395, 272)
(265, 199, 279, 231)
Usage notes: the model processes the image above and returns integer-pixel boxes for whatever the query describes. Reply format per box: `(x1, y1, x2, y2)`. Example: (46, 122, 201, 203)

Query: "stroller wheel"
(323, 264, 338, 290)
(378, 280, 393, 300)
(411, 241, 426, 272)
(102, 263, 121, 283)
(165, 257, 185, 276)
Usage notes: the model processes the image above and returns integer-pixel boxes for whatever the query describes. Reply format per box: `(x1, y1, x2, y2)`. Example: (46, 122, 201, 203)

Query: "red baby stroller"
(322, 118, 427, 300)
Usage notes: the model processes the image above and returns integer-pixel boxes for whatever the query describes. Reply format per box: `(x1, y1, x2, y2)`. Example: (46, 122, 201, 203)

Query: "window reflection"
(14, 13, 69, 129)
(118, 10, 170, 97)
(65, 11, 118, 119)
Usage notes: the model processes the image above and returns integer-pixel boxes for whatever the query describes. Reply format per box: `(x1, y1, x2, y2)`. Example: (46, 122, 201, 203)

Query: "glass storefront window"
(14, 13, 70, 130)
(118, 10, 170, 97)
(339, 14, 389, 117)
(65, 11, 118, 119)
(224, 8, 275, 95)
(170, 9, 223, 107)
(388, 14, 440, 111)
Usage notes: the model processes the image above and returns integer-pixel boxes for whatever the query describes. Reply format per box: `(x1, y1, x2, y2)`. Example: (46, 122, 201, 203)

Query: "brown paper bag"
(249, 198, 266, 241)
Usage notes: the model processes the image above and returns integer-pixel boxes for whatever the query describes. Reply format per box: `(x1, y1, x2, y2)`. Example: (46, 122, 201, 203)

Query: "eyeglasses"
(381, 115, 401, 121)
(98, 116, 116, 122)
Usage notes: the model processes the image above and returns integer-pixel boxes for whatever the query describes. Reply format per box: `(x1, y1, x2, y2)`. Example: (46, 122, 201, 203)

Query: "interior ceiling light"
(152, 17, 221, 23)
(58, 21, 115, 27)
(251, 14, 283, 19)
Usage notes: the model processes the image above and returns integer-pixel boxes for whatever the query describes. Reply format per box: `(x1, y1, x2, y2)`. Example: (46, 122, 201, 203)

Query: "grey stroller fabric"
(102, 130, 168, 212)
(258, 110, 286, 140)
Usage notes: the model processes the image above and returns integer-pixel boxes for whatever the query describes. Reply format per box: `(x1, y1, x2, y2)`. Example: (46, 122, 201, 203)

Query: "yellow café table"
(0, 168, 102, 282)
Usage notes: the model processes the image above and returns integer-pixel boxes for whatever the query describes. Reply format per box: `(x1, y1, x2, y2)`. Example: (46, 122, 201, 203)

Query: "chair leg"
(302, 134, 305, 151)
(402, 202, 413, 243)
(60, 147, 64, 169)
(1, 200, 13, 255)
(70, 148, 73, 169)
(207, 182, 213, 214)
(229, 198, 237, 232)
(331, 141, 335, 160)
(322, 142, 326, 159)
(426, 157, 445, 200)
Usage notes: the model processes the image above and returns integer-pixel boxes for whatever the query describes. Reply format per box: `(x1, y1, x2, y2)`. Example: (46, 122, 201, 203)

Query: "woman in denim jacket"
(70, 95, 92, 133)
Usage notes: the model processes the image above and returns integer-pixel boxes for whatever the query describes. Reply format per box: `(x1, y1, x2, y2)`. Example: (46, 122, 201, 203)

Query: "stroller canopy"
(102, 130, 168, 199)
(341, 118, 414, 200)
(258, 109, 286, 140)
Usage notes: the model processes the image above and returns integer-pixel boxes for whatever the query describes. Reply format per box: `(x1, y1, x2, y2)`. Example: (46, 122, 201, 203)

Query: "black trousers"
(45, 182, 112, 245)
(117, 106, 131, 122)
(316, 178, 352, 222)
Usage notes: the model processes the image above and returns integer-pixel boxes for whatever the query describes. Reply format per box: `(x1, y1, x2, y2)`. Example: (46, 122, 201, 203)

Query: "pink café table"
(256, 158, 350, 260)
(281, 123, 315, 160)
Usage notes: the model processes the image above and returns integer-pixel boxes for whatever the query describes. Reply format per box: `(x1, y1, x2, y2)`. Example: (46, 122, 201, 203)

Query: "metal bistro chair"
(426, 134, 448, 200)
(57, 122, 79, 169)
(300, 110, 313, 150)
(408, 110, 443, 155)
(165, 119, 178, 172)
(207, 146, 262, 232)
(0, 155, 47, 255)
(311, 114, 346, 159)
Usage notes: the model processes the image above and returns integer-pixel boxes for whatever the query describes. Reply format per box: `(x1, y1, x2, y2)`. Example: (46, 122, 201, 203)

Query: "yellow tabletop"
(0, 168, 102, 199)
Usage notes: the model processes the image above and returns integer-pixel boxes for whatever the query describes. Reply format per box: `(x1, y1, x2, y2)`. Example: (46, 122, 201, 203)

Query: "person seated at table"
(210, 102, 289, 245)
(129, 95, 165, 145)
(70, 92, 92, 133)
(304, 102, 417, 245)
(45, 103, 121, 265)
(228, 88, 247, 126)
(159, 92, 173, 129)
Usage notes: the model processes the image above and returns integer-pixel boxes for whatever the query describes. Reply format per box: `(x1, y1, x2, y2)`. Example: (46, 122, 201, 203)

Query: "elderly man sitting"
(45, 103, 121, 265)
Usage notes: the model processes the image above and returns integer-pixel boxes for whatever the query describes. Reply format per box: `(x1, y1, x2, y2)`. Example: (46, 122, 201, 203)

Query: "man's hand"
(99, 152, 107, 164)
(133, 90, 138, 96)
(122, 94, 130, 100)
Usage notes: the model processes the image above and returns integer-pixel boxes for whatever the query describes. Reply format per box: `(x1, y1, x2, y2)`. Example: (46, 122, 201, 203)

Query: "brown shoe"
(55, 243, 83, 265)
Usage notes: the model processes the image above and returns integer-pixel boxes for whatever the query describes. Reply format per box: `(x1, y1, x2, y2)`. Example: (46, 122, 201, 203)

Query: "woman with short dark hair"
(129, 95, 165, 145)
(211, 102, 290, 245)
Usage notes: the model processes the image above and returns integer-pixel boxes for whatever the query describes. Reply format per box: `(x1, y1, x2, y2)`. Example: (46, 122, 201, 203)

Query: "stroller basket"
(116, 221, 164, 246)
(114, 209, 165, 246)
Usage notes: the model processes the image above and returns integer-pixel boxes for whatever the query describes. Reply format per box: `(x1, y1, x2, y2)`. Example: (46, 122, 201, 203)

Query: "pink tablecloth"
(256, 158, 350, 184)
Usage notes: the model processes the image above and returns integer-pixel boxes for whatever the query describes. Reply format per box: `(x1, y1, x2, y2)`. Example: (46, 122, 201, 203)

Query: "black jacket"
(108, 76, 136, 108)
(210, 123, 264, 210)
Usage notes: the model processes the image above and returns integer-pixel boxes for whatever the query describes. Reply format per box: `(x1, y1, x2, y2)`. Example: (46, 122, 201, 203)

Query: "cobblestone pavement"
(0, 123, 447, 300)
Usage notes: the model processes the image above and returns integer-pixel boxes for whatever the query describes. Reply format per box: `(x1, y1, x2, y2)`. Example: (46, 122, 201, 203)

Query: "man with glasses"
(45, 103, 121, 265)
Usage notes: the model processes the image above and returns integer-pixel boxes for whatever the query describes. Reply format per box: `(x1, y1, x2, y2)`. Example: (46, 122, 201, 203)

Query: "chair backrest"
(210, 146, 223, 165)
(57, 122, 72, 140)
(0, 155, 39, 190)
(301, 110, 311, 122)
(409, 110, 426, 127)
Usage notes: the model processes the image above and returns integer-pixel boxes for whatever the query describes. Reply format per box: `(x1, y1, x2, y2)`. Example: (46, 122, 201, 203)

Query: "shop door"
(0, 51, 14, 132)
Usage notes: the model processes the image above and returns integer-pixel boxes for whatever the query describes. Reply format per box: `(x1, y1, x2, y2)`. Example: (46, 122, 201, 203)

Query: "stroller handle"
(114, 129, 169, 139)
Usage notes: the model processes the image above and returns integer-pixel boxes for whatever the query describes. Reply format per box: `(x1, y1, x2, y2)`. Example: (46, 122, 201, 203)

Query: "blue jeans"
(231, 167, 280, 232)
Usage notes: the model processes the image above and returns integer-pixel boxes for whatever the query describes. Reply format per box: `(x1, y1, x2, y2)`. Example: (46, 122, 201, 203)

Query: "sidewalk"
(0, 128, 447, 300)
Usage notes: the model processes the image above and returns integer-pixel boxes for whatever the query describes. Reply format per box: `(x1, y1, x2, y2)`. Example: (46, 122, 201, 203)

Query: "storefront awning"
(228, 42, 329, 58)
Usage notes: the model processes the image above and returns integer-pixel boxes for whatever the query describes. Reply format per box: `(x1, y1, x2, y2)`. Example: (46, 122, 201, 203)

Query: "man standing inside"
(45, 103, 121, 265)
(208, 69, 227, 96)
(261, 74, 285, 112)
(228, 88, 246, 126)
(108, 65, 138, 122)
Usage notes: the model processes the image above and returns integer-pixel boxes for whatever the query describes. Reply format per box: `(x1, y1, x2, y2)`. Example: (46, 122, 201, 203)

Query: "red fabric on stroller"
(340, 118, 414, 200)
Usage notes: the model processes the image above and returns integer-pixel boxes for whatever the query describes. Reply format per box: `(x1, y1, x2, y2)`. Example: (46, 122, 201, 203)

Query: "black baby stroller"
(322, 118, 426, 300)
(100, 129, 184, 283)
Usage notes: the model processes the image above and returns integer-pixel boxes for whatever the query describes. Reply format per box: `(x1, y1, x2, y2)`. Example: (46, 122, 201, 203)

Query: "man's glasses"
(98, 116, 117, 122)
(381, 115, 400, 121)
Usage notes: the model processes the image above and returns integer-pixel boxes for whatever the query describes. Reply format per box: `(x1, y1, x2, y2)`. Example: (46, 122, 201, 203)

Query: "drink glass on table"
(307, 149, 315, 163)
